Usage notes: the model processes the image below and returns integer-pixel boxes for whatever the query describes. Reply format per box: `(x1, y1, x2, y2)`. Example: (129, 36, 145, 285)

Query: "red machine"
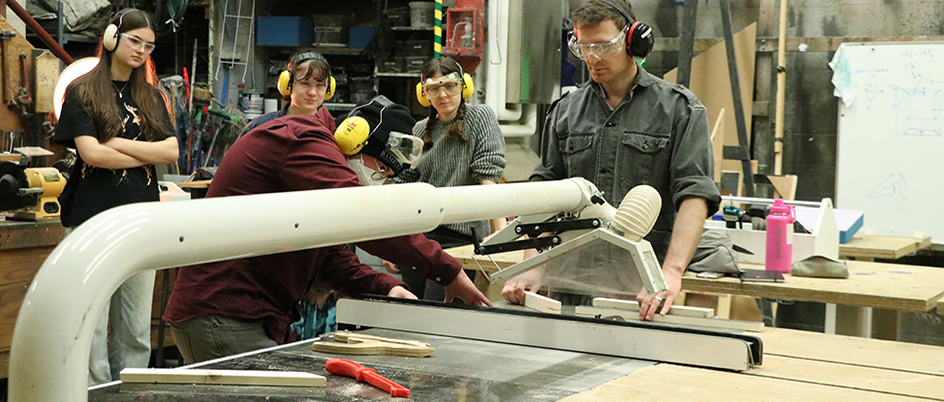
(442, 0, 484, 73)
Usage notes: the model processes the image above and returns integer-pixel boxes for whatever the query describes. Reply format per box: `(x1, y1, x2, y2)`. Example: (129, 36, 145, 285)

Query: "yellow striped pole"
(434, 0, 443, 57)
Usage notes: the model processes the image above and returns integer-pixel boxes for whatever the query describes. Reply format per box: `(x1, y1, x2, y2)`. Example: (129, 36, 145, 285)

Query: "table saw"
(8, 179, 942, 401)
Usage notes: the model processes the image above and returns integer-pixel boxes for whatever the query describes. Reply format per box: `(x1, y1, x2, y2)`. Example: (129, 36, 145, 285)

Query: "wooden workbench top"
(840, 234, 932, 260)
(561, 327, 944, 401)
(445, 244, 944, 312)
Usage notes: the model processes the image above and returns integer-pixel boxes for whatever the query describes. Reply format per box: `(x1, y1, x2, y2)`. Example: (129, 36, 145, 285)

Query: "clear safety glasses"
(423, 73, 463, 98)
(567, 26, 628, 61)
(293, 79, 329, 93)
(120, 33, 156, 54)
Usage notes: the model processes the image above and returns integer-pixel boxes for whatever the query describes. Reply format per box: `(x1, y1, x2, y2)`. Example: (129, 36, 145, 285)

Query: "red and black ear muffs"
(625, 20, 654, 58)
(576, 0, 654, 59)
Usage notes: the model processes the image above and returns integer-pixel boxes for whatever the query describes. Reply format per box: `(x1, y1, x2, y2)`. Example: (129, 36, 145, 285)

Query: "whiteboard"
(833, 42, 944, 241)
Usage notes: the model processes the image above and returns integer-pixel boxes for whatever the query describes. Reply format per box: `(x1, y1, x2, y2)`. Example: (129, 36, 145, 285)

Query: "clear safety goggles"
(423, 73, 463, 98)
(120, 33, 156, 54)
(567, 26, 628, 61)
(386, 131, 423, 167)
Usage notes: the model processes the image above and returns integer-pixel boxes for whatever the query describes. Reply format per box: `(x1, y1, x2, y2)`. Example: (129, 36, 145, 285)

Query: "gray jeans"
(66, 227, 155, 386)
(170, 315, 277, 365)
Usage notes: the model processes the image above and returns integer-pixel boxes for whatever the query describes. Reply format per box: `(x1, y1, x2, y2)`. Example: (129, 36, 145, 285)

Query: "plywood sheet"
(560, 363, 935, 402)
(840, 235, 932, 260)
(664, 23, 756, 175)
(748, 355, 944, 400)
(759, 327, 944, 376)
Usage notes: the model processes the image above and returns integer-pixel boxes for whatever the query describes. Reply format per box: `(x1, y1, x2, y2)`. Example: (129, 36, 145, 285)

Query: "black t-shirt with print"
(53, 81, 172, 227)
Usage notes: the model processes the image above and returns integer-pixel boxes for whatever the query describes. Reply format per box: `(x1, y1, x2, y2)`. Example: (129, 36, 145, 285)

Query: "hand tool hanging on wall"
(0, 30, 16, 105)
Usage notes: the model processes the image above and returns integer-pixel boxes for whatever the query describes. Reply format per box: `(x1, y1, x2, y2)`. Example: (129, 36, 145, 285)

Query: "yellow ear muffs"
(324, 76, 336, 101)
(415, 81, 431, 107)
(102, 23, 120, 51)
(277, 69, 292, 97)
(334, 115, 371, 155)
(460, 73, 474, 99)
(278, 70, 336, 101)
(415, 73, 474, 107)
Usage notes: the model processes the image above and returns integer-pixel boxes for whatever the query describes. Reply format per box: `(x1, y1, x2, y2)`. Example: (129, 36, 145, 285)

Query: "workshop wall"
(632, 0, 944, 202)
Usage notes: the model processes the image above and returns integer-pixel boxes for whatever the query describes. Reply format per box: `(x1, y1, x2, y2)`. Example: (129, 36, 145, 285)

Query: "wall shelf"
(376, 72, 422, 78)
(324, 102, 358, 112)
(391, 26, 434, 31)
(311, 47, 366, 56)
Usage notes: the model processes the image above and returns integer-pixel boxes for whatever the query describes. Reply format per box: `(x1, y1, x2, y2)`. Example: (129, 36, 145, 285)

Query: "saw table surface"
(85, 325, 944, 401)
(88, 328, 654, 401)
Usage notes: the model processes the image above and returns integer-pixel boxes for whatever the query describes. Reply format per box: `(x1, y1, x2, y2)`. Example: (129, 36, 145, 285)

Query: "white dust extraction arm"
(9, 178, 602, 402)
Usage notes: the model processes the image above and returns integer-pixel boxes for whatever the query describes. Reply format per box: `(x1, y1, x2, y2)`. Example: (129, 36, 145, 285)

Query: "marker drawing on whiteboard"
(894, 86, 943, 137)
(867, 173, 908, 199)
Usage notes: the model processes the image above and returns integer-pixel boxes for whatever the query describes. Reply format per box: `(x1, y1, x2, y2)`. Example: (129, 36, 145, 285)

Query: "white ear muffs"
(102, 23, 120, 51)
(103, 9, 134, 52)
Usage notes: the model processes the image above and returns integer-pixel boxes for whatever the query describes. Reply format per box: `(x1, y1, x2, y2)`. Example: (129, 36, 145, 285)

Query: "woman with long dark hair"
(388, 57, 506, 300)
(53, 8, 177, 385)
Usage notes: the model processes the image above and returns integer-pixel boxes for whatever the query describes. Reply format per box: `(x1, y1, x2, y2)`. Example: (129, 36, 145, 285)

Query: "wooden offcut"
(592, 297, 715, 318)
(119, 368, 327, 387)
(311, 332, 435, 357)
(523, 292, 561, 314)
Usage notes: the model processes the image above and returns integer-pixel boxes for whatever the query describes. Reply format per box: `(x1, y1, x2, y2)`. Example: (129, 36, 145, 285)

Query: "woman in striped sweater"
(387, 57, 507, 300)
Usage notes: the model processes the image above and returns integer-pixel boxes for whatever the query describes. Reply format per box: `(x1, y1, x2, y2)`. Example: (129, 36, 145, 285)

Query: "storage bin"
(378, 57, 405, 74)
(256, 17, 313, 47)
(404, 40, 432, 58)
(385, 7, 411, 27)
(409, 2, 436, 29)
(349, 26, 376, 48)
(313, 14, 350, 46)
(404, 56, 427, 73)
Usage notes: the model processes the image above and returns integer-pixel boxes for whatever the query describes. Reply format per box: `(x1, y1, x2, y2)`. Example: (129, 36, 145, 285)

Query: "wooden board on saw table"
(120, 368, 326, 387)
(311, 332, 435, 357)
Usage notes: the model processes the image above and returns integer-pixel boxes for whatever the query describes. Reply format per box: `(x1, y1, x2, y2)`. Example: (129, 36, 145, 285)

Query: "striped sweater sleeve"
(465, 105, 506, 183)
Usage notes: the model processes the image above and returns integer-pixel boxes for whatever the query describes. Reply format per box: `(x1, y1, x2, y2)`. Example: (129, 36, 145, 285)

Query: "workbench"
(0, 217, 64, 378)
(0, 217, 174, 378)
(86, 324, 944, 401)
(446, 244, 944, 339)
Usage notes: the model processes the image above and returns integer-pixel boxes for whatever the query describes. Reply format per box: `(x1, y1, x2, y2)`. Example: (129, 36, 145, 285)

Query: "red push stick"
(325, 358, 410, 397)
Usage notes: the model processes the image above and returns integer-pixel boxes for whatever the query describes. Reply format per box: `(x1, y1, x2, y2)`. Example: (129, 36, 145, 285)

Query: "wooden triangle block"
(312, 332, 435, 357)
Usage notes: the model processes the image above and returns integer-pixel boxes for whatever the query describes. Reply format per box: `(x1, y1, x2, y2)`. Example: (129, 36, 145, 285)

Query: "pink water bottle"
(765, 199, 796, 273)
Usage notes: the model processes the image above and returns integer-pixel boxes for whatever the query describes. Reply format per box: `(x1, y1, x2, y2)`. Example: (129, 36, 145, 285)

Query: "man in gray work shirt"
(501, 0, 721, 320)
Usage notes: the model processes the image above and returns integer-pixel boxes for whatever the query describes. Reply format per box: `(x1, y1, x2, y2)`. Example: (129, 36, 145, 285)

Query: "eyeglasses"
(567, 26, 628, 61)
(370, 161, 389, 180)
(120, 33, 156, 54)
(293, 79, 329, 93)
(423, 77, 462, 98)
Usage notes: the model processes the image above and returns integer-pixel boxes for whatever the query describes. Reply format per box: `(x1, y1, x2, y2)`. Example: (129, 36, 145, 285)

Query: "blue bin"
(257, 17, 313, 47)
(348, 27, 376, 49)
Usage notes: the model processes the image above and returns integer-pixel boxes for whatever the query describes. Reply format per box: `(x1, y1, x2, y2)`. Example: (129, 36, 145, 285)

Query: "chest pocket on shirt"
(558, 133, 594, 176)
(618, 131, 670, 196)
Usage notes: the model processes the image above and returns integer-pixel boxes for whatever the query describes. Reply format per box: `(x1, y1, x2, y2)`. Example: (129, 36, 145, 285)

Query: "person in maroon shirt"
(164, 96, 491, 364)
